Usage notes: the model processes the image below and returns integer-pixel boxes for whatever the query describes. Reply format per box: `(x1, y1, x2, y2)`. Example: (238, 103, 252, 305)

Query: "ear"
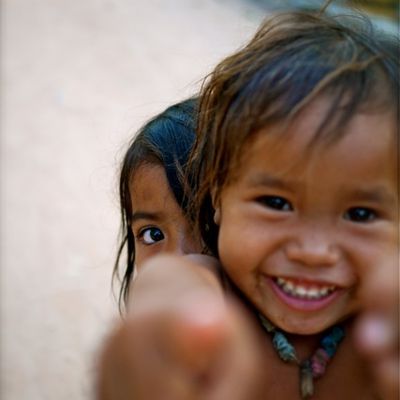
(213, 207, 221, 225)
(211, 187, 218, 207)
(210, 188, 221, 225)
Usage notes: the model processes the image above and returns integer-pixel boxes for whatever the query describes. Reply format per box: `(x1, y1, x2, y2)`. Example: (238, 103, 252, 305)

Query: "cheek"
(217, 228, 238, 273)
(217, 224, 248, 280)
(347, 229, 397, 279)
(217, 218, 261, 279)
(185, 235, 203, 254)
(179, 218, 203, 254)
(134, 252, 148, 272)
(353, 243, 398, 300)
(135, 245, 163, 271)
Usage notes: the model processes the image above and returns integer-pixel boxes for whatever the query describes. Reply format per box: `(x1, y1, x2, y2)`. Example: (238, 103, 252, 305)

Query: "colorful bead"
(259, 314, 276, 333)
(258, 315, 345, 400)
(272, 331, 298, 363)
(321, 326, 345, 357)
(300, 360, 314, 398)
(310, 348, 330, 378)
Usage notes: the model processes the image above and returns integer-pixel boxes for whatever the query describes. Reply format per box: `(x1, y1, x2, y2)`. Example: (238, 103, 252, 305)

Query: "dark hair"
(189, 10, 399, 256)
(113, 98, 198, 311)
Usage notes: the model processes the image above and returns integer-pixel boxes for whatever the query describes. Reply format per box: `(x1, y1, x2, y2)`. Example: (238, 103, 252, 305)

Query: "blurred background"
(0, 1, 397, 399)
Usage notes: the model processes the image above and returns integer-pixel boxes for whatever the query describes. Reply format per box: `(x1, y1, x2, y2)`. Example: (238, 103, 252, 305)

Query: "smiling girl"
(98, 8, 399, 400)
(189, 9, 398, 398)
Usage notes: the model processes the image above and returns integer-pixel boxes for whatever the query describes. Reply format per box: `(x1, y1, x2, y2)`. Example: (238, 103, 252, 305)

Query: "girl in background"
(113, 98, 203, 310)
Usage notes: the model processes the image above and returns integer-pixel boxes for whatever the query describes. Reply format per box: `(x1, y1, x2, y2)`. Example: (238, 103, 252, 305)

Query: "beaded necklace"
(259, 315, 345, 399)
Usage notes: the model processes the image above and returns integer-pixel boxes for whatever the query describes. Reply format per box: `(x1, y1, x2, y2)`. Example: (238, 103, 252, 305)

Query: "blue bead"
(273, 332, 297, 362)
(321, 326, 345, 357)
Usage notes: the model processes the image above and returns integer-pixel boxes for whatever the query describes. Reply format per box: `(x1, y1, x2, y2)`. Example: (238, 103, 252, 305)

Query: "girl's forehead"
(130, 162, 164, 190)
(234, 104, 397, 179)
(254, 95, 395, 148)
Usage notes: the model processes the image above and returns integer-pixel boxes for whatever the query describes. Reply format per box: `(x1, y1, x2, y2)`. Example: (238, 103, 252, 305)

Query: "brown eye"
(344, 207, 377, 223)
(258, 196, 293, 211)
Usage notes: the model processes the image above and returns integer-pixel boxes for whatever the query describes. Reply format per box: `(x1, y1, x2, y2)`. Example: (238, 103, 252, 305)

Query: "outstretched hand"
(96, 254, 266, 400)
(354, 256, 399, 399)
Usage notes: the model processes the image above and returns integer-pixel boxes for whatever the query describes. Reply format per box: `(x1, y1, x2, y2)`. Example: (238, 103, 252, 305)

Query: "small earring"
(213, 208, 221, 225)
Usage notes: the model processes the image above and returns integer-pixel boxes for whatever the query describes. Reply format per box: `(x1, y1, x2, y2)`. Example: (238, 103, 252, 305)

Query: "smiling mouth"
(274, 277, 337, 301)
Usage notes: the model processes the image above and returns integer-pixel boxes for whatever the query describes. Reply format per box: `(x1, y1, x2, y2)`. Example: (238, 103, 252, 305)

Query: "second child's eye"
(344, 207, 377, 223)
(258, 196, 293, 211)
(139, 227, 165, 245)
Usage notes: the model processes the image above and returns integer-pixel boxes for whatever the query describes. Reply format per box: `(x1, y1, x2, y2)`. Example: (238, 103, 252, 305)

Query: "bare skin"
(130, 164, 202, 268)
(355, 256, 399, 399)
(96, 254, 380, 400)
(96, 254, 267, 400)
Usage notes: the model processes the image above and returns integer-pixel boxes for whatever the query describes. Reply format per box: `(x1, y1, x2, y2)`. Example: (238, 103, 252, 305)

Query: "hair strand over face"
(113, 98, 198, 312)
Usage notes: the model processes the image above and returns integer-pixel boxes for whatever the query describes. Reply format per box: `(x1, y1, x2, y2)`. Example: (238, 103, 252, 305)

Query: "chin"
(282, 323, 330, 335)
(262, 291, 359, 335)
(267, 312, 342, 335)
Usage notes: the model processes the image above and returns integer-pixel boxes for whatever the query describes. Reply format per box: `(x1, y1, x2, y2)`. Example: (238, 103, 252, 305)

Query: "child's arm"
(96, 254, 266, 400)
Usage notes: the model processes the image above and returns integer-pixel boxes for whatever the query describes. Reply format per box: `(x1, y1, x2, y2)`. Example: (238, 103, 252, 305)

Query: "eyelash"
(256, 196, 378, 223)
(137, 226, 165, 245)
(257, 195, 293, 211)
(343, 207, 378, 223)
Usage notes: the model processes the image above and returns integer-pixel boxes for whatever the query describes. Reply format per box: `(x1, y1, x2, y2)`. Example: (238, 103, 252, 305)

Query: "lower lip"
(267, 277, 341, 312)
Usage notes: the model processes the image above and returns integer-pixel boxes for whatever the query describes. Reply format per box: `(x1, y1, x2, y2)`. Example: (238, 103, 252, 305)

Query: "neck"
(257, 314, 360, 399)
(285, 332, 324, 360)
(257, 312, 353, 356)
(280, 317, 354, 360)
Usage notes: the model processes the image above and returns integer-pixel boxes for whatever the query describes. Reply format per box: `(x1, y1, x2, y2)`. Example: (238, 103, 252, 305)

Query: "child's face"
(216, 99, 398, 335)
(130, 164, 202, 269)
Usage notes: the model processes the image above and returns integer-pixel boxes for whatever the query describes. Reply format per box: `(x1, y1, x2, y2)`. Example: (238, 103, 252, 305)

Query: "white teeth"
(320, 287, 329, 296)
(275, 277, 336, 300)
(296, 286, 307, 297)
(286, 281, 294, 291)
(307, 288, 319, 299)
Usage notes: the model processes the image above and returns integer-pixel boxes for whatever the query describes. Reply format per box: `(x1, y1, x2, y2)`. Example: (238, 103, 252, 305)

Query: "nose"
(168, 232, 201, 256)
(285, 227, 340, 267)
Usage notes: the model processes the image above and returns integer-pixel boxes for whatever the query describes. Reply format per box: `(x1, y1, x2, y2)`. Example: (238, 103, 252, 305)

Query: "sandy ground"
(0, 0, 265, 399)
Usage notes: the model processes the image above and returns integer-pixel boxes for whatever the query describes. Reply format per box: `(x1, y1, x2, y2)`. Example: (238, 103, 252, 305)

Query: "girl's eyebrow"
(350, 187, 396, 204)
(131, 211, 162, 223)
(247, 173, 295, 190)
